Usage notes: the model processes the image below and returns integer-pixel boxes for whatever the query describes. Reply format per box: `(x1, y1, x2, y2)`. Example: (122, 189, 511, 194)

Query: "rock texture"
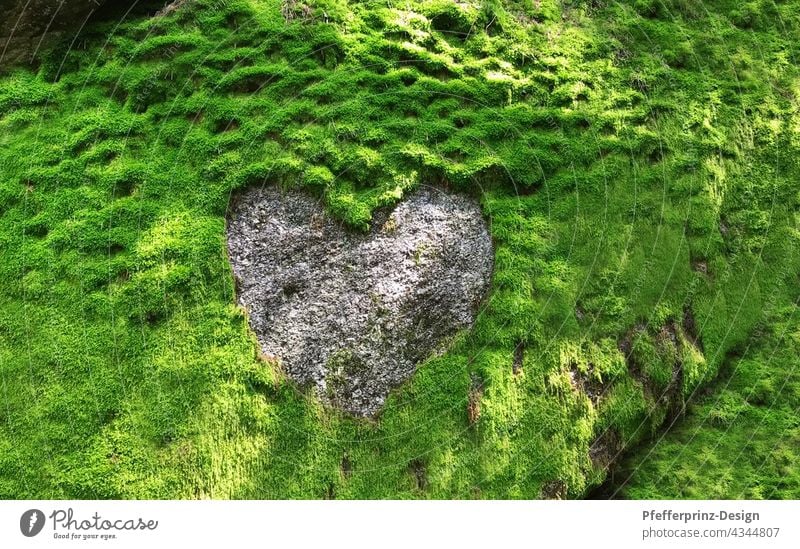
(226, 186, 493, 416)
(0, 0, 108, 67)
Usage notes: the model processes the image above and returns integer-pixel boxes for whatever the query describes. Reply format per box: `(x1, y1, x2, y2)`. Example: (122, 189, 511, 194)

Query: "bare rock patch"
(226, 186, 493, 416)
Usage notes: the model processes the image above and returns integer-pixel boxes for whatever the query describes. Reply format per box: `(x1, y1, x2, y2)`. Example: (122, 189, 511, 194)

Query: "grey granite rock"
(226, 186, 493, 416)
(0, 1, 110, 67)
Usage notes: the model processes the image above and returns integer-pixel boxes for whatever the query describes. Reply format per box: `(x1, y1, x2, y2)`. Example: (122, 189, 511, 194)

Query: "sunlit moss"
(0, 0, 798, 499)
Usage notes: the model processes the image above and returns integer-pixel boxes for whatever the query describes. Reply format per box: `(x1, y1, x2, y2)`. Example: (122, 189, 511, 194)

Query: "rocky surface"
(0, 0, 108, 67)
(226, 186, 493, 416)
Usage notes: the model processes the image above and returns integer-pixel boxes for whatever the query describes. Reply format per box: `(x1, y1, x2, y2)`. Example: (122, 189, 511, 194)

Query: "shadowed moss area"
(0, 0, 798, 498)
(609, 304, 800, 499)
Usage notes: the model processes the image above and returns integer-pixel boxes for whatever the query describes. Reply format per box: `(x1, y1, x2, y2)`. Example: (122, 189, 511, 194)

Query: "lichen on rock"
(226, 186, 493, 416)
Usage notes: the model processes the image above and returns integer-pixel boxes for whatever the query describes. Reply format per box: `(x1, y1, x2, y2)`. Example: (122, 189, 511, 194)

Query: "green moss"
(0, 0, 798, 499)
(616, 306, 800, 499)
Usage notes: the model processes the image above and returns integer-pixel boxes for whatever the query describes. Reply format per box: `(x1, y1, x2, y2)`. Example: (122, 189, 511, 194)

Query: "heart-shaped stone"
(226, 186, 493, 416)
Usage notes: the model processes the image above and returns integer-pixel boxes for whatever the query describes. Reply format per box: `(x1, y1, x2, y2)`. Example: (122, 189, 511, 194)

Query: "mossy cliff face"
(0, 0, 108, 67)
(0, 0, 798, 499)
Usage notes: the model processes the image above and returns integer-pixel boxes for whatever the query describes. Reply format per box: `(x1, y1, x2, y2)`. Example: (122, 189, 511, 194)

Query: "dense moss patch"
(0, 0, 798, 498)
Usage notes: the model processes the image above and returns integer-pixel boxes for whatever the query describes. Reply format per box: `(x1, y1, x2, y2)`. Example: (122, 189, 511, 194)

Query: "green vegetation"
(0, 0, 798, 498)
(612, 304, 800, 499)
